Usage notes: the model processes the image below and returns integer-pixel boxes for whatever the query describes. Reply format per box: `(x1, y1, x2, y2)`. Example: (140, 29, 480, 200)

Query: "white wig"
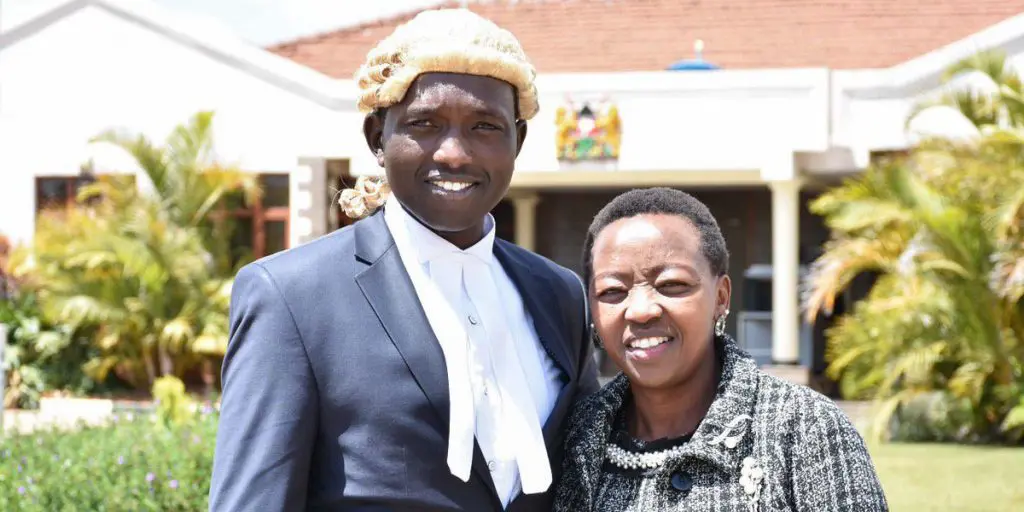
(354, 8, 539, 120)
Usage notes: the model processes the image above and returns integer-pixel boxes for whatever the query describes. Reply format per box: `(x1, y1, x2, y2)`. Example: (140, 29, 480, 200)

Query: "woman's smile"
(625, 335, 676, 361)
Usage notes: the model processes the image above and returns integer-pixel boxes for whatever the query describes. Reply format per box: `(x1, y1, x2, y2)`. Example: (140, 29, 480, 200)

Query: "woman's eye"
(657, 282, 692, 295)
(596, 288, 627, 302)
(408, 119, 435, 128)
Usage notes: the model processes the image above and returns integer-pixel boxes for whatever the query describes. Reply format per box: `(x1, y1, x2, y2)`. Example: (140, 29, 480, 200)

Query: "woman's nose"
(624, 287, 662, 324)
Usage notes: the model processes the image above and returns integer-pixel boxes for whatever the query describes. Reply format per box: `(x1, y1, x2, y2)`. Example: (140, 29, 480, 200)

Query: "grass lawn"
(870, 443, 1024, 511)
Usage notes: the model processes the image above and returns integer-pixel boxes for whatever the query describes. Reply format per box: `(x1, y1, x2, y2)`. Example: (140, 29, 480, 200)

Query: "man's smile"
(424, 171, 482, 199)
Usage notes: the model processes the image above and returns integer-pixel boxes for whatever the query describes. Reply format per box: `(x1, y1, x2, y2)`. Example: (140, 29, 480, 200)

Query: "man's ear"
(515, 119, 528, 158)
(363, 112, 386, 167)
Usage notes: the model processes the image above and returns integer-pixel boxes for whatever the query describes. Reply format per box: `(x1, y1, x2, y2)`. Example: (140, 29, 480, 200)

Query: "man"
(209, 8, 599, 511)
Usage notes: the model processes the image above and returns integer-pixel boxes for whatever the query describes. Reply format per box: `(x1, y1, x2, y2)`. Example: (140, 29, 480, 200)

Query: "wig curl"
(354, 8, 539, 120)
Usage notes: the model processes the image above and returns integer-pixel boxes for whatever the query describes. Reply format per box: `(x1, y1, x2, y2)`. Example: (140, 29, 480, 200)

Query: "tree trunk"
(142, 347, 157, 388)
(157, 344, 173, 378)
(200, 358, 216, 396)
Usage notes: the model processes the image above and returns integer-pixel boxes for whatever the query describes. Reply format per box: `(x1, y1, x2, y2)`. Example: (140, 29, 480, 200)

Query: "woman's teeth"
(432, 180, 472, 192)
(628, 337, 670, 349)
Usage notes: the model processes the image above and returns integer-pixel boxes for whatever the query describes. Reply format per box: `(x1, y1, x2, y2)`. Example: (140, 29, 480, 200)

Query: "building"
(3, 0, 1023, 384)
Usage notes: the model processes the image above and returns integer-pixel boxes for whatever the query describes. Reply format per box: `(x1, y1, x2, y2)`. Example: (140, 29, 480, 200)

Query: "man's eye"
(408, 119, 435, 128)
(475, 122, 502, 131)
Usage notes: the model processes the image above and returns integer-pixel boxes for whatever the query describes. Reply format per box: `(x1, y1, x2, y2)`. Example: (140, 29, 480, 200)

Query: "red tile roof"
(269, 0, 1024, 78)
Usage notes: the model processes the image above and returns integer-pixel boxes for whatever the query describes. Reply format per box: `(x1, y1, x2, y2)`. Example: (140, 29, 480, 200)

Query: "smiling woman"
(554, 188, 889, 512)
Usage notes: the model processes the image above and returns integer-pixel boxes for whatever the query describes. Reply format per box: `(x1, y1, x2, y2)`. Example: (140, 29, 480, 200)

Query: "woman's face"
(590, 213, 731, 390)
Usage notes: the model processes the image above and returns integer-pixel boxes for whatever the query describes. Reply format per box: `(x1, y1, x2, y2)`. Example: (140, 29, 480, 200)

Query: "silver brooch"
(740, 456, 764, 512)
(707, 414, 752, 449)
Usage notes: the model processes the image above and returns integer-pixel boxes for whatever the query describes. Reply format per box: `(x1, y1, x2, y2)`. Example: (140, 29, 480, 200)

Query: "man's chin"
(405, 207, 481, 234)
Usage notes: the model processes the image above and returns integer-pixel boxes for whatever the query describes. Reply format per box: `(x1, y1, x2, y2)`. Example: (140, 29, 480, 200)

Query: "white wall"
(345, 69, 832, 181)
(0, 3, 361, 245)
(832, 45, 1024, 154)
(527, 69, 831, 174)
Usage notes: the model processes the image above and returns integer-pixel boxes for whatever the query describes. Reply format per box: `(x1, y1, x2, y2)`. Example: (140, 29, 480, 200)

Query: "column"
(769, 179, 801, 364)
(509, 192, 540, 251)
(291, 157, 326, 248)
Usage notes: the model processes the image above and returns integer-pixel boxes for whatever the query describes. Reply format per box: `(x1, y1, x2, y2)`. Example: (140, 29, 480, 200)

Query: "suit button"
(670, 471, 693, 493)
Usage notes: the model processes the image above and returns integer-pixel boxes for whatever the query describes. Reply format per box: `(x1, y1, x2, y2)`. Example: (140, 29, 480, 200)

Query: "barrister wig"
(354, 8, 540, 120)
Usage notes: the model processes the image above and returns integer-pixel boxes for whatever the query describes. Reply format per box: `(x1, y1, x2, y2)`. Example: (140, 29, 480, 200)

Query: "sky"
(2, 0, 449, 45)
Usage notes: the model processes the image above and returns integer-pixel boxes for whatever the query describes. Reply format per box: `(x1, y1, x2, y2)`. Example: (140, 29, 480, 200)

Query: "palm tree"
(908, 50, 1024, 130)
(92, 111, 260, 274)
(805, 50, 1024, 443)
(11, 112, 256, 389)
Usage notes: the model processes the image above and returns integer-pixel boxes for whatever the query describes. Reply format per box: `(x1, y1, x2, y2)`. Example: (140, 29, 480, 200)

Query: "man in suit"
(209, 8, 599, 511)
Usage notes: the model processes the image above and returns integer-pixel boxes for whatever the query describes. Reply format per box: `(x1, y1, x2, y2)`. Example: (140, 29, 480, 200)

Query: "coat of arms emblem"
(555, 100, 621, 161)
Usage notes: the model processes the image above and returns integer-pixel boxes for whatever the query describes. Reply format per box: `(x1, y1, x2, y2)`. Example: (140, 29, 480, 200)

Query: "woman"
(554, 188, 887, 511)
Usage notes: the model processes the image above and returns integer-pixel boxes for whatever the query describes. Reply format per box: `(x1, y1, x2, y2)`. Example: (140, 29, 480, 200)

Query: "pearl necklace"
(605, 443, 685, 470)
(604, 414, 754, 471)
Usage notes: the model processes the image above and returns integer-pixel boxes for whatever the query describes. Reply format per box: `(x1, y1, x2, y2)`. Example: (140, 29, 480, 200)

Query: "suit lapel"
(354, 213, 449, 425)
(353, 213, 501, 504)
(493, 241, 577, 447)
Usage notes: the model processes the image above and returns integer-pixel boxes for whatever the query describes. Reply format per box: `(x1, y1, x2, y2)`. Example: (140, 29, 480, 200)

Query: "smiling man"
(209, 9, 599, 512)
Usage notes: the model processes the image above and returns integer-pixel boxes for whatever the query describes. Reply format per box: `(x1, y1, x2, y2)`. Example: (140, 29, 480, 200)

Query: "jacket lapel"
(353, 213, 501, 503)
(493, 241, 574, 379)
(493, 241, 577, 448)
(679, 338, 761, 471)
(354, 213, 450, 425)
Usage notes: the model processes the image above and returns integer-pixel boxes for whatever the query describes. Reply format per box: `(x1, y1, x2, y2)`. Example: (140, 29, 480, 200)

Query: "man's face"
(364, 73, 527, 247)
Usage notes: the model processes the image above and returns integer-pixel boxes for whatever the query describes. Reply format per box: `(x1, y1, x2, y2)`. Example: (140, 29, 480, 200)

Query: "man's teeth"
(432, 180, 473, 192)
(628, 337, 670, 349)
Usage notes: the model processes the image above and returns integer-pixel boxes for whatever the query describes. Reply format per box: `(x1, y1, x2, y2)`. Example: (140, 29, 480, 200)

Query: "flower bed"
(0, 409, 217, 511)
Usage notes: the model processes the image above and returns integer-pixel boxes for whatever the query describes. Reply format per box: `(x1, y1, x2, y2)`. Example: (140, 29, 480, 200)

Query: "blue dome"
(667, 59, 720, 71)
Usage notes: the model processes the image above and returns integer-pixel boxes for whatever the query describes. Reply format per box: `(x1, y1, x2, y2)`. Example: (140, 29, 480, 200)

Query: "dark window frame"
(220, 173, 290, 259)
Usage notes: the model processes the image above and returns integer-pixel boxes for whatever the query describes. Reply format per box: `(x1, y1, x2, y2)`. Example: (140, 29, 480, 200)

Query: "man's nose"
(624, 287, 662, 325)
(433, 131, 473, 168)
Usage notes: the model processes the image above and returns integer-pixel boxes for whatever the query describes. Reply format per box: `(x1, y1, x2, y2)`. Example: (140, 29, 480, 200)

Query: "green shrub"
(0, 408, 218, 511)
(152, 376, 196, 429)
(1, 290, 101, 409)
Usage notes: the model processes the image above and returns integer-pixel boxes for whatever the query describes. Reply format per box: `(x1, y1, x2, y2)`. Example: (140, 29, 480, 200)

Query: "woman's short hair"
(581, 187, 730, 286)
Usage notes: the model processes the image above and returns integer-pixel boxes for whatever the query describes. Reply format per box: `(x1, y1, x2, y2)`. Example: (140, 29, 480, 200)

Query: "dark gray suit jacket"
(209, 210, 599, 511)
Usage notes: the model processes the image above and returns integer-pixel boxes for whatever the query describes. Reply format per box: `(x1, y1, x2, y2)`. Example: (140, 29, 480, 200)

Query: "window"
(35, 175, 97, 213)
(223, 174, 290, 261)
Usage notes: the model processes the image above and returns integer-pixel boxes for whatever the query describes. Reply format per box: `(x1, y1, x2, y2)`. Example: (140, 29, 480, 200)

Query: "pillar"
(769, 179, 801, 364)
(291, 157, 327, 248)
(509, 192, 540, 251)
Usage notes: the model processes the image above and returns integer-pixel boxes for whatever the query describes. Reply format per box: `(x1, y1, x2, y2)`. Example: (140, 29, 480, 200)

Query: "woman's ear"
(716, 274, 733, 316)
(363, 112, 386, 167)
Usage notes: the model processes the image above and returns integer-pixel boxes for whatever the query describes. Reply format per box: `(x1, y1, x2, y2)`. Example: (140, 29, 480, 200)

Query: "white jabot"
(382, 195, 562, 507)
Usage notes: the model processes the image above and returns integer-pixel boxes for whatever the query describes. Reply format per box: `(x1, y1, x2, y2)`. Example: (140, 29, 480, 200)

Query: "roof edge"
(842, 10, 1024, 98)
(266, 0, 451, 52)
(1, 0, 358, 110)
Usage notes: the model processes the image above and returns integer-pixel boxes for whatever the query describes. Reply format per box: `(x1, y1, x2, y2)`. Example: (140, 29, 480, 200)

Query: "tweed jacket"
(553, 336, 888, 511)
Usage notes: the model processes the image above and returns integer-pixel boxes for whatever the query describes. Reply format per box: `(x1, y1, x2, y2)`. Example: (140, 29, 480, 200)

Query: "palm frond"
(942, 50, 1010, 86)
(803, 235, 902, 319)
